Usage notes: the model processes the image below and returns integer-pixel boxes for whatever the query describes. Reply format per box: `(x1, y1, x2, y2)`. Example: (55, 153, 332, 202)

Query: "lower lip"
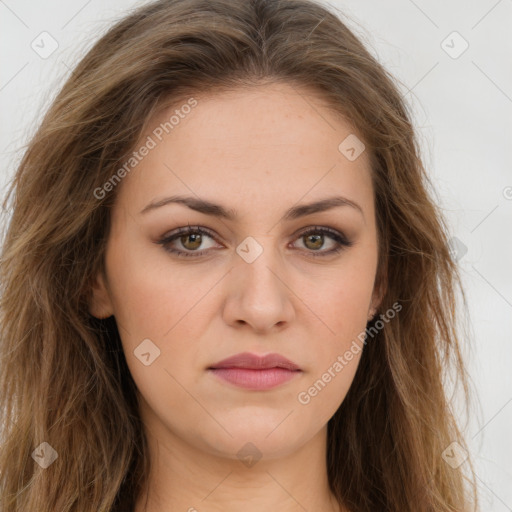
(208, 367, 301, 390)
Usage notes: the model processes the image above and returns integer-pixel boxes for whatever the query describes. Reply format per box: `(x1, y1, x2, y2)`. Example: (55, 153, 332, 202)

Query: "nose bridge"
(224, 234, 295, 331)
(235, 234, 284, 297)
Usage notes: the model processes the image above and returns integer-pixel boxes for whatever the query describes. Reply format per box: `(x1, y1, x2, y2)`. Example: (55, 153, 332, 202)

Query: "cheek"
(296, 347, 361, 422)
(303, 256, 377, 337)
(104, 231, 187, 334)
(296, 256, 375, 399)
(104, 237, 218, 380)
(303, 279, 367, 378)
(294, 273, 370, 418)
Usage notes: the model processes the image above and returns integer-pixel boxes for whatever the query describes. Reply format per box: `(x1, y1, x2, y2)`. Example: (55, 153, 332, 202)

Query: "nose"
(222, 238, 296, 334)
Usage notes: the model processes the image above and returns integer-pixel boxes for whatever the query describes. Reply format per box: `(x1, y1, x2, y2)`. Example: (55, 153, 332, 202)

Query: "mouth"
(207, 352, 302, 390)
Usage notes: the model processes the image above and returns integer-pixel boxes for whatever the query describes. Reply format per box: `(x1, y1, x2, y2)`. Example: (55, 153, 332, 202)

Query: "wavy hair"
(0, 0, 477, 510)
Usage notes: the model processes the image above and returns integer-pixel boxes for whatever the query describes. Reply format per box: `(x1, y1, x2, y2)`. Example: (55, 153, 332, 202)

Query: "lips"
(208, 352, 301, 371)
(208, 352, 302, 390)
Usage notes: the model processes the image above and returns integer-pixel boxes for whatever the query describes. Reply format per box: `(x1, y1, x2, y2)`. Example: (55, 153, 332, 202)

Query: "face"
(90, 82, 383, 462)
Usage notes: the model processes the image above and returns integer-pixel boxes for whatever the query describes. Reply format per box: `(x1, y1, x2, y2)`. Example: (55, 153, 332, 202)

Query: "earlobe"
(88, 270, 114, 319)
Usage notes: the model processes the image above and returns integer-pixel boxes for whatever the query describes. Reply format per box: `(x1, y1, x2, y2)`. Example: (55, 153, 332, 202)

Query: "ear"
(367, 266, 387, 321)
(88, 269, 114, 319)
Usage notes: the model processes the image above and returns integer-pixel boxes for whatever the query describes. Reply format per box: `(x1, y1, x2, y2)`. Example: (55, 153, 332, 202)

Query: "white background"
(1, 0, 511, 509)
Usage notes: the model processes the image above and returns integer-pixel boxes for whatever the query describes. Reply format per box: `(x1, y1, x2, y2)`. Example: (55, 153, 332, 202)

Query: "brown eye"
(291, 226, 353, 258)
(303, 233, 324, 251)
(179, 232, 203, 250)
(157, 226, 219, 258)
(157, 225, 353, 259)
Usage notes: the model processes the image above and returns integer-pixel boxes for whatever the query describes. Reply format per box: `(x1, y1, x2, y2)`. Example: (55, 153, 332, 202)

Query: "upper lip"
(209, 352, 301, 371)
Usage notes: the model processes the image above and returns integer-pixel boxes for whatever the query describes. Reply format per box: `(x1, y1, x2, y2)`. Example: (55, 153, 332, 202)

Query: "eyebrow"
(139, 194, 364, 222)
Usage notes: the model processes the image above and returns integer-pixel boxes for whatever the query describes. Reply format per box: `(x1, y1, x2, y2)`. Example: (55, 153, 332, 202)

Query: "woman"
(0, 0, 478, 510)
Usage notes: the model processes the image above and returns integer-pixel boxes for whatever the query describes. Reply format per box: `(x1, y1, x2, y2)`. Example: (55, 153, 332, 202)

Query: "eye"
(156, 224, 219, 258)
(291, 226, 353, 258)
(156, 224, 353, 258)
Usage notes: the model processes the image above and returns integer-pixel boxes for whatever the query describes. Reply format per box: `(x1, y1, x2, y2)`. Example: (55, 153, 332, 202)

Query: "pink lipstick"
(208, 352, 302, 390)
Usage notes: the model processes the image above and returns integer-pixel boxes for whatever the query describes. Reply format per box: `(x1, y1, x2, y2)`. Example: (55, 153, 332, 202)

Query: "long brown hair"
(0, 0, 478, 510)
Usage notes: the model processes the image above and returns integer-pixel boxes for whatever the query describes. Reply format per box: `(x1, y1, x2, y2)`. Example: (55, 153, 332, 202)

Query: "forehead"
(116, 82, 374, 221)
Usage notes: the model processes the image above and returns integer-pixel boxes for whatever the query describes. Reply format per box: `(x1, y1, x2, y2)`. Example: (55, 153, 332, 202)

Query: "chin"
(196, 422, 312, 462)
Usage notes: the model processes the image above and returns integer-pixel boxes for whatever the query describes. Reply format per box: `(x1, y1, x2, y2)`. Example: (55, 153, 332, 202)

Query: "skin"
(89, 81, 384, 512)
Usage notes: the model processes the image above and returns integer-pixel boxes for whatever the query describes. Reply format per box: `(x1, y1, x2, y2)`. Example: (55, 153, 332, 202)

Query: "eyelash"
(156, 224, 353, 259)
